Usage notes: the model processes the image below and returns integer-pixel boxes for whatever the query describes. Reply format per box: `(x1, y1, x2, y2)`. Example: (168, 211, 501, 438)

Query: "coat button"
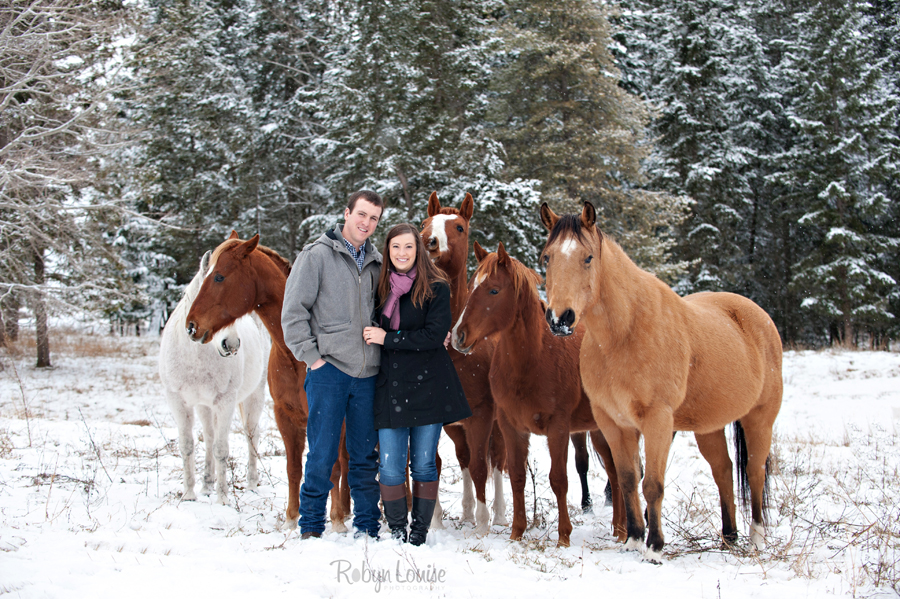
(392, 399, 397, 405)
(417, 375, 423, 380)
(393, 381, 398, 386)
(393, 363, 398, 368)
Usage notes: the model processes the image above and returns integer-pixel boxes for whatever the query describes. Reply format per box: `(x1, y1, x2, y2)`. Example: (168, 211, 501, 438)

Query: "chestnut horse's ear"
(473, 241, 489, 263)
(540, 202, 559, 231)
(238, 234, 260, 258)
(581, 201, 597, 229)
(459, 193, 474, 221)
(228, 230, 239, 240)
(497, 242, 510, 265)
(427, 191, 441, 217)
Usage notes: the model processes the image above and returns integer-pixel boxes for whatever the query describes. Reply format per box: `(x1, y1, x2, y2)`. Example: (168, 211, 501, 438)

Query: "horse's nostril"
(561, 309, 575, 328)
(187, 322, 196, 337)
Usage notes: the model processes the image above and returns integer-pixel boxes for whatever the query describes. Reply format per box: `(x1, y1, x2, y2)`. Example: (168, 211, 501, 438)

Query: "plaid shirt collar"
(343, 238, 366, 273)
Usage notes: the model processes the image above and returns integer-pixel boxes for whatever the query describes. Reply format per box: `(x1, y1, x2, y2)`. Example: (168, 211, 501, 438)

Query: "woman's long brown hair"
(377, 223, 448, 311)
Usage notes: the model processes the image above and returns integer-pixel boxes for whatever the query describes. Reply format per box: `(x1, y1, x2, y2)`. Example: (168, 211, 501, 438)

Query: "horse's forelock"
(209, 238, 243, 270)
(542, 214, 602, 257)
(475, 252, 543, 300)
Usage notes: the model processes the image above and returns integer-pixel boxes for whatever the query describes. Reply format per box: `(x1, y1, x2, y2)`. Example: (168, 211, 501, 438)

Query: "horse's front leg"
(443, 424, 472, 525)
(497, 411, 529, 541)
(168, 394, 198, 500)
(546, 425, 573, 547)
(195, 404, 217, 497)
(328, 426, 349, 533)
(640, 407, 675, 563)
(593, 406, 644, 548)
(241, 385, 265, 491)
(211, 399, 235, 505)
(464, 402, 496, 534)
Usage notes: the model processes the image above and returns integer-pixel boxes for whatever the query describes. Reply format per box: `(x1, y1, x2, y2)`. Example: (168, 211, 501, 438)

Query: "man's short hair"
(346, 190, 384, 213)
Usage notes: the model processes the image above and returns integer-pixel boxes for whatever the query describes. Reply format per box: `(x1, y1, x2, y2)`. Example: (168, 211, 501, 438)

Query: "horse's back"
(676, 292, 782, 432)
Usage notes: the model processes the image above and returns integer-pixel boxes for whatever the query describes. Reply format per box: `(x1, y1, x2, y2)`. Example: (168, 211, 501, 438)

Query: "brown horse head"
(185, 232, 261, 343)
(451, 241, 542, 354)
(540, 202, 603, 337)
(420, 191, 474, 277)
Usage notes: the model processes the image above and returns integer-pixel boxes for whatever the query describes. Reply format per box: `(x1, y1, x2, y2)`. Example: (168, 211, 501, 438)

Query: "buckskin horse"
(185, 232, 350, 531)
(451, 242, 624, 547)
(540, 202, 783, 561)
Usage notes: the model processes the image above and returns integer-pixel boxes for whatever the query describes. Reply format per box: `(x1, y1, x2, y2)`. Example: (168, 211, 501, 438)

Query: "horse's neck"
(494, 285, 547, 369)
(447, 260, 470, 322)
(251, 254, 289, 350)
(590, 239, 642, 342)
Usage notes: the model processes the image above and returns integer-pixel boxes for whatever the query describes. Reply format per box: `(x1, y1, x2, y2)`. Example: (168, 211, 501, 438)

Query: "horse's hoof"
(750, 522, 765, 550)
(509, 530, 524, 542)
(331, 520, 348, 534)
(473, 522, 490, 536)
(492, 514, 509, 527)
(182, 490, 197, 501)
(217, 494, 229, 506)
(557, 538, 571, 548)
(642, 547, 664, 564)
(282, 519, 298, 531)
(623, 537, 645, 553)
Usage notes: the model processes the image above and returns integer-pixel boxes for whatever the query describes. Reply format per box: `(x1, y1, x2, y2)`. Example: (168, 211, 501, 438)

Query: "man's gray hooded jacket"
(282, 224, 383, 378)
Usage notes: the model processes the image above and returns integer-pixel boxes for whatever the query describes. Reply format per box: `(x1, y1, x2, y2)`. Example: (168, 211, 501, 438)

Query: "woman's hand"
(363, 326, 386, 345)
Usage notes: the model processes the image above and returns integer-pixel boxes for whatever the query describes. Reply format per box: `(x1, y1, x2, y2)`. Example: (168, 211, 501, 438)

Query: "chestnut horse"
(451, 242, 624, 547)
(185, 232, 350, 531)
(421, 192, 508, 533)
(540, 202, 783, 561)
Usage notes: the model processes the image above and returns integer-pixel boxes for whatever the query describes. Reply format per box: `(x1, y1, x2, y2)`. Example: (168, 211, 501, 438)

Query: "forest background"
(2, 0, 898, 366)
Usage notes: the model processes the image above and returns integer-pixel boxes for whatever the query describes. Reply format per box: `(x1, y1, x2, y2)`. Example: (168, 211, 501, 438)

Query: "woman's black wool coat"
(373, 281, 471, 430)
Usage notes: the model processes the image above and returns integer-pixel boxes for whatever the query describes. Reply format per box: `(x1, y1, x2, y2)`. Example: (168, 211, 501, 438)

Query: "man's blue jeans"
(378, 423, 442, 487)
(299, 362, 381, 536)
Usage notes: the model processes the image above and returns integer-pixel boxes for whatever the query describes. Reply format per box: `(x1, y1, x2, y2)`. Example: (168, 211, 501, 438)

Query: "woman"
(363, 223, 471, 545)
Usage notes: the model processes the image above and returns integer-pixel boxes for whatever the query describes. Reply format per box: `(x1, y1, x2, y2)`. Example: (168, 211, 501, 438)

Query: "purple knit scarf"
(382, 265, 417, 330)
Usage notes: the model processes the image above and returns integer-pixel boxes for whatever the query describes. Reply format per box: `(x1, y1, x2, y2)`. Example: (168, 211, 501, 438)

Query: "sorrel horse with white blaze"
(420, 192, 508, 533)
(159, 250, 268, 504)
(540, 202, 783, 561)
(451, 242, 625, 547)
(184, 232, 350, 530)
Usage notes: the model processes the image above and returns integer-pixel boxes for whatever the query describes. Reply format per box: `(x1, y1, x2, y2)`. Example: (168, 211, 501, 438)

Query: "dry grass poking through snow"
(1, 330, 898, 597)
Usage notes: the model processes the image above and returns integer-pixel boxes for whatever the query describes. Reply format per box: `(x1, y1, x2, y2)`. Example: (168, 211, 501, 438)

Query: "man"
(282, 190, 384, 539)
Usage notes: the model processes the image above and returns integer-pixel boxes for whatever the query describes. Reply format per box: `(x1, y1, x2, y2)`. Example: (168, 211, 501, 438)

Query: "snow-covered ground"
(1, 329, 898, 598)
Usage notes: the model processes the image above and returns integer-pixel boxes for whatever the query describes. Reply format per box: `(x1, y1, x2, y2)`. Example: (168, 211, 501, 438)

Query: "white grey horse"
(158, 251, 270, 504)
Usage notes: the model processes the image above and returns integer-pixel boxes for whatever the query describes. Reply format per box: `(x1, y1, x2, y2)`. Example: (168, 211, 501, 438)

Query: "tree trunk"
(2, 295, 20, 341)
(0, 311, 6, 348)
(395, 166, 413, 219)
(33, 249, 51, 368)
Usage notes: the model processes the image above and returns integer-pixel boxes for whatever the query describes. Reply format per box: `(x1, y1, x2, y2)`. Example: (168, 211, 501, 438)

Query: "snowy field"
(1, 328, 898, 598)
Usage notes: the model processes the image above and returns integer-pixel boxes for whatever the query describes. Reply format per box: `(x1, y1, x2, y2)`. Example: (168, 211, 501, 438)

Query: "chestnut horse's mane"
(474, 252, 543, 305)
(210, 238, 292, 277)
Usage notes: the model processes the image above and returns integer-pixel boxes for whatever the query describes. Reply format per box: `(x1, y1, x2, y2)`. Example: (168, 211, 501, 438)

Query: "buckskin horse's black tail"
(733, 420, 771, 525)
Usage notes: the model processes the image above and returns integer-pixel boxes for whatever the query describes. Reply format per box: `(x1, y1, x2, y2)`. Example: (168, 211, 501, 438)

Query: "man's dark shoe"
(301, 531, 322, 540)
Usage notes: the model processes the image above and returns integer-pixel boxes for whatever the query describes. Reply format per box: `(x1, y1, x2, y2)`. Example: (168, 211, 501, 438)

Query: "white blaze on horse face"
(451, 308, 467, 350)
(429, 214, 459, 254)
(560, 238, 578, 256)
(473, 272, 487, 290)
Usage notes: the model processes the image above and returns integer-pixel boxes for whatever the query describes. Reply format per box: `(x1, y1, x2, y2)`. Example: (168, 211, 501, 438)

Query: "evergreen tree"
(786, 0, 898, 345)
(0, 0, 134, 365)
(492, 0, 687, 279)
